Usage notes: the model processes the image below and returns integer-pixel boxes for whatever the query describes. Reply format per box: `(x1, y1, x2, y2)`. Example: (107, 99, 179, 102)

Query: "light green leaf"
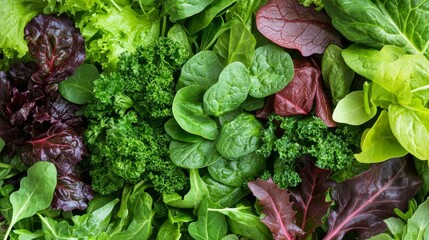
(333, 91, 377, 125)
(58, 64, 99, 105)
(324, 0, 429, 57)
(4, 162, 57, 240)
(249, 45, 294, 98)
(354, 110, 407, 163)
(156, 220, 181, 240)
(203, 62, 251, 116)
(169, 139, 222, 168)
(388, 100, 429, 160)
(165, 0, 214, 21)
(404, 197, 429, 239)
(164, 169, 209, 209)
(188, 199, 228, 240)
(172, 85, 219, 140)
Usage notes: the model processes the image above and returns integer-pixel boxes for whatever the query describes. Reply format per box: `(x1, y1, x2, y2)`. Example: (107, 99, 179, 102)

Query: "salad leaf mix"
(1, 0, 429, 239)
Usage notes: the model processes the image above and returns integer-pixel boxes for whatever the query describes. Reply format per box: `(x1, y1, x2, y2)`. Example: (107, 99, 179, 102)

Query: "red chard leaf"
(289, 157, 335, 238)
(248, 178, 305, 240)
(314, 79, 336, 127)
(256, 0, 341, 56)
(324, 156, 421, 240)
(24, 14, 85, 86)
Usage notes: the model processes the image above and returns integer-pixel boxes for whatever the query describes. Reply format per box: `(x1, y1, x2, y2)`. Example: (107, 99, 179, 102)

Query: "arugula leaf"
(4, 162, 57, 240)
(324, 0, 429, 57)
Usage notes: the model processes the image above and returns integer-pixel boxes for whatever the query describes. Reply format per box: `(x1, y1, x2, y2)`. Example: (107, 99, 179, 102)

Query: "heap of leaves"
(0, 14, 92, 211)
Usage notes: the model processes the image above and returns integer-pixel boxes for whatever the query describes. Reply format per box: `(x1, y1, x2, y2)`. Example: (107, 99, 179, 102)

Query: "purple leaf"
(314, 78, 336, 127)
(289, 157, 335, 239)
(21, 123, 87, 176)
(256, 0, 341, 56)
(24, 14, 85, 86)
(324, 156, 421, 240)
(52, 173, 94, 211)
(0, 71, 11, 119)
(248, 178, 305, 240)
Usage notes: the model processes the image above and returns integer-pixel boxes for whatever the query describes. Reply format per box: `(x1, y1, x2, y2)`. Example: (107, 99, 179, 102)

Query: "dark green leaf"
(58, 64, 99, 105)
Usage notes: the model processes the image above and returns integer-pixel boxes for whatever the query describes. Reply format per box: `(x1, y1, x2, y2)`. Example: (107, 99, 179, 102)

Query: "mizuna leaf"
(256, 0, 341, 56)
(324, 157, 421, 240)
(289, 157, 335, 239)
(248, 178, 304, 240)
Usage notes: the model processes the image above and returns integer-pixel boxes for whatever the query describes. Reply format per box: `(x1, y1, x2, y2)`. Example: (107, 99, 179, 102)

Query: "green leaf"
(165, 0, 214, 21)
(58, 64, 99, 105)
(4, 162, 57, 240)
(169, 139, 222, 168)
(164, 118, 204, 143)
(249, 45, 294, 98)
(333, 90, 377, 125)
(167, 24, 193, 57)
(203, 176, 249, 208)
(172, 85, 219, 140)
(203, 62, 251, 116)
(388, 100, 429, 160)
(216, 113, 262, 160)
(177, 51, 223, 90)
(324, 0, 429, 57)
(156, 220, 181, 240)
(403, 197, 429, 239)
(322, 44, 355, 105)
(186, 0, 237, 35)
(354, 110, 408, 163)
(164, 169, 209, 209)
(188, 199, 228, 240)
(384, 217, 406, 239)
(208, 205, 272, 240)
(0, 138, 4, 152)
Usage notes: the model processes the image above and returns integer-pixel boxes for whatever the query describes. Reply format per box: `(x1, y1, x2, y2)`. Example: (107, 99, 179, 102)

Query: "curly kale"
(84, 37, 189, 195)
(298, 0, 324, 10)
(259, 114, 362, 189)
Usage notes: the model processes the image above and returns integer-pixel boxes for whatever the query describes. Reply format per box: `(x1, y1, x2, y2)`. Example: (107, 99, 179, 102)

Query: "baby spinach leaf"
(156, 220, 181, 240)
(203, 62, 251, 116)
(403, 197, 429, 239)
(333, 90, 377, 125)
(249, 45, 294, 98)
(164, 169, 209, 209)
(322, 44, 355, 105)
(188, 198, 228, 240)
(172, 85, 219, 140)
(223, 23, 256, 67)
(324, 0, 429, 57)
(207, 151, 266, 187)
(216, 113, 263, 160)
(164, 118, 204, 143)
(169, 139, 222, 168)
(58, 63, 99, 105)
(165, 0, 214, 21)
(203, 176, 249, 208)
(177, 51, 223, 90)
(4, 162, 57, 240)
(388, 100, 429, 160)
(355, 111, 408, 163)
(240, 96, 265, 111)
(209, 205, 272, 240)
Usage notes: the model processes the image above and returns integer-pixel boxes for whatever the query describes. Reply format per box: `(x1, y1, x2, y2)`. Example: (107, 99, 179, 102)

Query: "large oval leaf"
(59, 64, 99, 105)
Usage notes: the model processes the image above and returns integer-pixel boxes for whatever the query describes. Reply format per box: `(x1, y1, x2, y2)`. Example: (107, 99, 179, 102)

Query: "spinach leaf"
(403, 195, 429, 239)
(333, 90, 377, 125)
(188, 198, 228, 240)
(216, 113, 263, 160)
(354, 110, 407, 163)
(172, 85, 219, 140)
(58, 63, 99, 105)
(164, 169, 209, 209)
(165, 0, 214, 21)
(324, 0, 429, 57)
(213, 23, 256, 67)
(177, 51, 223, 90)
(203, 176, 249, 208)
(4, 162, 57, 240)
(169, 139, 222, 168)
(322, 44, 355, 105)
(207, 151, 266, 187)
(209, 205, 272, 240)
(249, 45, 294, 98)
(240, 96, 265, 111)
(186, 0, 237, 35)
(388, 100, 429, 160)
(164, 118, 204, 143)
(203, 62, 251, 116)
(156, 220, 181, 240)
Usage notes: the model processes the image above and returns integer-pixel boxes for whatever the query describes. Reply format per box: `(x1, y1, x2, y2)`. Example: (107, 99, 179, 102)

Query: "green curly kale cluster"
(84, 37, 189, 195)
(259, 114, 362, 189)
(299, 0, 324, 10)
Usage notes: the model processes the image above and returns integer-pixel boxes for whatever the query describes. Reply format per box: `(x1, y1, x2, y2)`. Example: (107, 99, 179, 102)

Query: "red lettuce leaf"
(0, 71, 11, 119)
(324, 156, 421, 240)
(248, 178, 305, 240)
(24, 14, 85, 86)
(52, 173, 94, 211)
(314, 77, 336, 127)
(256, 0, 341, 56)
(21, 123, 87, 176)
(289, 157, 335, 239)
